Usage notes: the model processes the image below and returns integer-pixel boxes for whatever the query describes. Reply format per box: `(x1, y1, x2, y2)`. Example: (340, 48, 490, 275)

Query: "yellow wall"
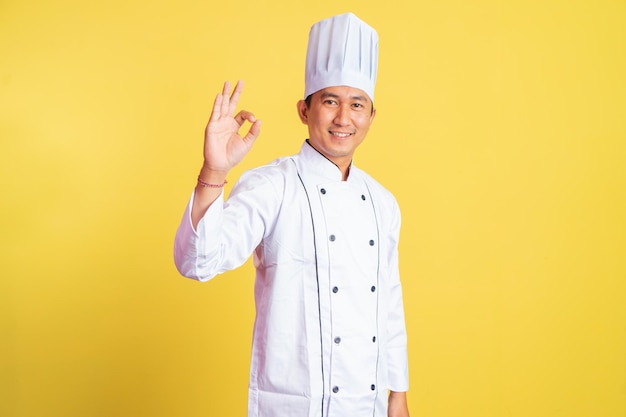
(2, 0, 625, 416)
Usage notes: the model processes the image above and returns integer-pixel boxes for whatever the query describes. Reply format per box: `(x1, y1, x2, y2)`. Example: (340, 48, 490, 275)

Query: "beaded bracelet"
(197, 176, 228, 188)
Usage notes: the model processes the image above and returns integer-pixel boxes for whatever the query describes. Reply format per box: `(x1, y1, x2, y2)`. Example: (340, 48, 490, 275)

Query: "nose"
(333, 104, 350, 126)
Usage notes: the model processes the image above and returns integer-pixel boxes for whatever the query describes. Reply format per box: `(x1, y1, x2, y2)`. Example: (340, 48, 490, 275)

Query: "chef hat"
(304, 12, 379, 102)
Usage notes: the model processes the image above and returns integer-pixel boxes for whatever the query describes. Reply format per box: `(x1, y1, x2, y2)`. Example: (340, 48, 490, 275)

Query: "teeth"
(332, 132, 351, 138)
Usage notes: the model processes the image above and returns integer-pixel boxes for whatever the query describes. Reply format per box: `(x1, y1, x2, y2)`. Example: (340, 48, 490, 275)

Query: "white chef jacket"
(174, 141, 409, 417)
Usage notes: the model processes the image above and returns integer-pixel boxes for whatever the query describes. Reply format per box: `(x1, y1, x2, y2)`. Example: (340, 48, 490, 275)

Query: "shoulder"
(231, 155, 299, 196)
(241, 155, 296, 182)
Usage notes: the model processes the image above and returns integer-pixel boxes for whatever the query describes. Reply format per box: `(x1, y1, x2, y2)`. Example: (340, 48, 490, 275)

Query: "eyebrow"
(320, 92, 368, 102)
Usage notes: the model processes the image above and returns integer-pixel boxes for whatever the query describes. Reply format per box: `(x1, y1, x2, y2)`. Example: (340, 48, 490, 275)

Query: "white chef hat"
(304, 12, 379, 102)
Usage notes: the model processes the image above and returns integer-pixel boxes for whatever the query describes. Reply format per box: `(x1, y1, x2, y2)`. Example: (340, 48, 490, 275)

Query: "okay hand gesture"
(202, 80, 261, 175)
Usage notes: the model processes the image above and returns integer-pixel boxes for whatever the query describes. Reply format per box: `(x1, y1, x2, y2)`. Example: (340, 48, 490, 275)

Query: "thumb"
(242, 119, 261, 146)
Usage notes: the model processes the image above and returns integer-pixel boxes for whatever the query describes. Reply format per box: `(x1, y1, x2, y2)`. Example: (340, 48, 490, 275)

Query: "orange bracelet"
(197, 176, 228, 188)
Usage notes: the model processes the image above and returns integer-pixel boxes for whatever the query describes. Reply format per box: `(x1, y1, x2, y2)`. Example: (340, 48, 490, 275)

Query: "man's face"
(297, 86, 376, 171)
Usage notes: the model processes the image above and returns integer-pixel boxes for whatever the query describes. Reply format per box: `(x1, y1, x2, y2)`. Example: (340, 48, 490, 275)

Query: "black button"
(371, 286, 376, 292)
(371, 384, 376, 391)
(361, 195, 366, 200)
(369, 240, 375, 246)
(333, 386, 339, 393)
(334, 337, 341, 344)
(329, 235, 336, 242)
(320, 188, 326, 194)
(332, 286, 339, 293)
(372, 336, 376, 342)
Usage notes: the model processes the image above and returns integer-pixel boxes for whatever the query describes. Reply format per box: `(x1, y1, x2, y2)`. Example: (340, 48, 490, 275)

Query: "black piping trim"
(364, 182, 381, 416)
(293, 158, 325, 417)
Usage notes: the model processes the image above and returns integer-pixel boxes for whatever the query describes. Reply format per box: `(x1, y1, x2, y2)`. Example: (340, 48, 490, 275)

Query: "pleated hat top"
(304, 12, 379, 102)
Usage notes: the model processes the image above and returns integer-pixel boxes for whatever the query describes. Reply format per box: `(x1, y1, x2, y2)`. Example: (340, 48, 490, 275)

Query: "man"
(174, 12, 410, 417)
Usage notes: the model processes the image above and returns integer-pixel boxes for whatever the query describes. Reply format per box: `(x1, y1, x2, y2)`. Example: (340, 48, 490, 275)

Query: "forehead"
(316, 86, 370, 102)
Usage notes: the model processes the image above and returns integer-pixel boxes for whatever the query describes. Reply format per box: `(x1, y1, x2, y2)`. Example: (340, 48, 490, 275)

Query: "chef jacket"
(174, 140, 409, 417)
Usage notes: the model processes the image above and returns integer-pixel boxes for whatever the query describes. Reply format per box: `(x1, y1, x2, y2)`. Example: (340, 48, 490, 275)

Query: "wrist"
(199, 165, 228, 184)
(197, 176, 228, 188)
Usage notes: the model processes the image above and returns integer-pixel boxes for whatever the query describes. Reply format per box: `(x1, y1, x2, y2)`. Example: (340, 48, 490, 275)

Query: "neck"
(340, 165, 350, 181)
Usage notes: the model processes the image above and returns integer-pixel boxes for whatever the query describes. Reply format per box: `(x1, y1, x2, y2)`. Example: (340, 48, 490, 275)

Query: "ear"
(297, 100, 309, 124)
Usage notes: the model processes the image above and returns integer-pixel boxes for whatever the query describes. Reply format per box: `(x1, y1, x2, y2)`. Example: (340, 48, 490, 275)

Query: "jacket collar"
(298, 140, 357, 183)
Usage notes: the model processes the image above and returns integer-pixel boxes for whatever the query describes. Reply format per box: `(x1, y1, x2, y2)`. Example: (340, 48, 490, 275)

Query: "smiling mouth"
(329, 131, 353, 138)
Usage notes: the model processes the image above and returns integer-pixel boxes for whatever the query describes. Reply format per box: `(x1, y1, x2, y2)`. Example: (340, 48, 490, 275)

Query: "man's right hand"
(202, 80, 261, 175)
(191, 80, 261, 228)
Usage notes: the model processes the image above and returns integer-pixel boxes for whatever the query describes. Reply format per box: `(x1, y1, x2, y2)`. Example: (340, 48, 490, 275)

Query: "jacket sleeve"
(385, 199, 410, 392)
(173, 170, 280, 282)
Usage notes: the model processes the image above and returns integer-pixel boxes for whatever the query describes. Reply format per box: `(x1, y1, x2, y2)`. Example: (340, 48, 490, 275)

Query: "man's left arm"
(385, 199, 410, 416)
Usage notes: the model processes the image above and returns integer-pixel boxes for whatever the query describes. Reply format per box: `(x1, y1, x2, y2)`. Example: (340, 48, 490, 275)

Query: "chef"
(174, 12, 410, 417)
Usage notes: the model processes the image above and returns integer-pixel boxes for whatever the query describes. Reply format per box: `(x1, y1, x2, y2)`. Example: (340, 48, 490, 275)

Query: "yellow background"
(2, 0, 625, 416)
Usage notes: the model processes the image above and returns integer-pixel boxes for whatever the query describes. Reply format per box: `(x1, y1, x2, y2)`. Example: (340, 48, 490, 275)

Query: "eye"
(324, 99, 338, 105)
